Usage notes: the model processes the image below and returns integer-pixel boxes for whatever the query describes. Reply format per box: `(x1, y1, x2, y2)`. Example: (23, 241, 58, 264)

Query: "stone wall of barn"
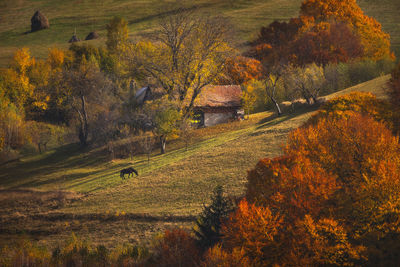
(204, 111, 235, 127)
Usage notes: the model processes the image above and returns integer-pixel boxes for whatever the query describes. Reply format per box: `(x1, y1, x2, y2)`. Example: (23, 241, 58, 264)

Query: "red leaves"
(292, 22, 363, 66)
(153, 229, 201, 266)
(246, 156, 339, 219)
(222, 94, 400, 264)
(221, 200, 284, 266)
(218, 56, 263, 85)
(250, 0, 392, 67)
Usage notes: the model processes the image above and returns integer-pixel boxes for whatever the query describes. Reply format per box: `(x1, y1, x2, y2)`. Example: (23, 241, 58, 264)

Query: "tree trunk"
(160, 136, 166, 154)
(271, 97, 282, 116)
(311, 94, 318, 105)
(38, 143, 42, 154)
(78, 95, 89, 147)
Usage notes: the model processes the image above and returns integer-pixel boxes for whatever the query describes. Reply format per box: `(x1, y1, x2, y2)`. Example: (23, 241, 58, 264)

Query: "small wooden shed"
(194, 85, 243, 127)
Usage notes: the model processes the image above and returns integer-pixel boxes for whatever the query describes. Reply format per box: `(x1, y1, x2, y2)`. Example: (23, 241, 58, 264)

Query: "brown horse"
(120, 167, 138, 179)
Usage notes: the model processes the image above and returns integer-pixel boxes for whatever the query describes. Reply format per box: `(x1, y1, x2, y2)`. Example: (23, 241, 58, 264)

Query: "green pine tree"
(193, 185, 234, 250)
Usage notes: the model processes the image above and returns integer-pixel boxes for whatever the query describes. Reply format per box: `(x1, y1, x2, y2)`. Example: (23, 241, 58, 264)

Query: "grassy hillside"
(0, 0, 399, 67)
(0, 75, 390, 248)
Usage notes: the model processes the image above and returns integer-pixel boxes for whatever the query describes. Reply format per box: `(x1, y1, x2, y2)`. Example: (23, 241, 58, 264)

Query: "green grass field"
(0, 0, 399, 67)
(0, 75, 390, 248)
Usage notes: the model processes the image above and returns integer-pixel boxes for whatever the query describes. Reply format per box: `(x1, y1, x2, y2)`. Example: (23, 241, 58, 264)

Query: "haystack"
(85, 31, 99, 40)
(31, 10, 50, 32)
(68, 35, 80, 43)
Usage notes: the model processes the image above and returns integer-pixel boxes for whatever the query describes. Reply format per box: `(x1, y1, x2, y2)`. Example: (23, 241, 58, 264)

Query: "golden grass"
(326, 74, 390, 100)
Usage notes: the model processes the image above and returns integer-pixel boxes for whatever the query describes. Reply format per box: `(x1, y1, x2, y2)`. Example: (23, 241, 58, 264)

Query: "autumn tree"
(143, 97, 181, 154)
(1, 48, 35, 109)
(264, 65, 285, 115)
(221, 94, 400, 265)
(241, 84, 257, 119)
(26, 121, 63, 153)
(133, 10, 232, 117)
(248, 19, 303, 67)
(300, 0, 393, 60)
(0, 91, 26, 152)
(59, 58, 113, 146)
(218, 56, 263, 85)
(284, 113, 400, 263)
(222, 200, 284, 266)
(285, 63, 326, 104)
(250, 0, 393, 68)
(292, 22, 363, 66)
(106, 16, 129, 54)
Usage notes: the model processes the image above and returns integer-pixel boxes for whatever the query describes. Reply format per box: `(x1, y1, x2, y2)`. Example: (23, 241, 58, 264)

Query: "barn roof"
(195, 85, 242, 108)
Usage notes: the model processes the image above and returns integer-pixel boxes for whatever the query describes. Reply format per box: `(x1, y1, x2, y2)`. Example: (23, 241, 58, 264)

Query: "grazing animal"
(120, 167, 138, 179)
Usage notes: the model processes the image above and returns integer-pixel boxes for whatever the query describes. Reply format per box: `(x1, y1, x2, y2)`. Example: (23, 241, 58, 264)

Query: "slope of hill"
(0, 0, 399, 67)
(0, 75, 390, 248)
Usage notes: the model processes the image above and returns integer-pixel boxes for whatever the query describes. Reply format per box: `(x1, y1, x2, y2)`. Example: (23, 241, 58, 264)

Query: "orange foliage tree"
(218, 56, 263, 85)
(300, 0, 392, 61)
(250, 0, 393, 67)
(221, 105, 400, 265)
(292, 22, 363, 66)
(221, 200, 284, 266)
(248, 19, 304, 67)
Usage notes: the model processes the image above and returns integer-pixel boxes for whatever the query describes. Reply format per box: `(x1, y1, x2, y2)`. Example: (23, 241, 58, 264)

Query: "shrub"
(111, 244, 150, 266)
(52, 233, 113, 266)
(306, 91, 393, 129)
(201, 244, 250, 267)
(347, 60, 381, 84)
(0, 240, 51, 267)
(152, 228, 201, 267)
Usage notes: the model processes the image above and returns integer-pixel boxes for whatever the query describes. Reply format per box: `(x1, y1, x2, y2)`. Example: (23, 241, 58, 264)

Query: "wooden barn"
(194, 85, 243, 127)
(135, 84, 243, 127)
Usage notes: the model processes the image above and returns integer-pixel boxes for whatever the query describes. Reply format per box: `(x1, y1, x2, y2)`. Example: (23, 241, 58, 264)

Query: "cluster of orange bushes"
(211, 90, 400, 265)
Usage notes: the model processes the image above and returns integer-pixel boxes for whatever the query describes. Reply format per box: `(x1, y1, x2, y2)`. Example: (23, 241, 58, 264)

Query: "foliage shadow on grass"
(0, 143, 108, 188)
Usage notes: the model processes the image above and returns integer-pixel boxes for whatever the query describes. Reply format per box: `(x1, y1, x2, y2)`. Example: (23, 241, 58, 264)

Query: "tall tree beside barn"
(133, 9, 233, 118)
(144, 97, 181, 154)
